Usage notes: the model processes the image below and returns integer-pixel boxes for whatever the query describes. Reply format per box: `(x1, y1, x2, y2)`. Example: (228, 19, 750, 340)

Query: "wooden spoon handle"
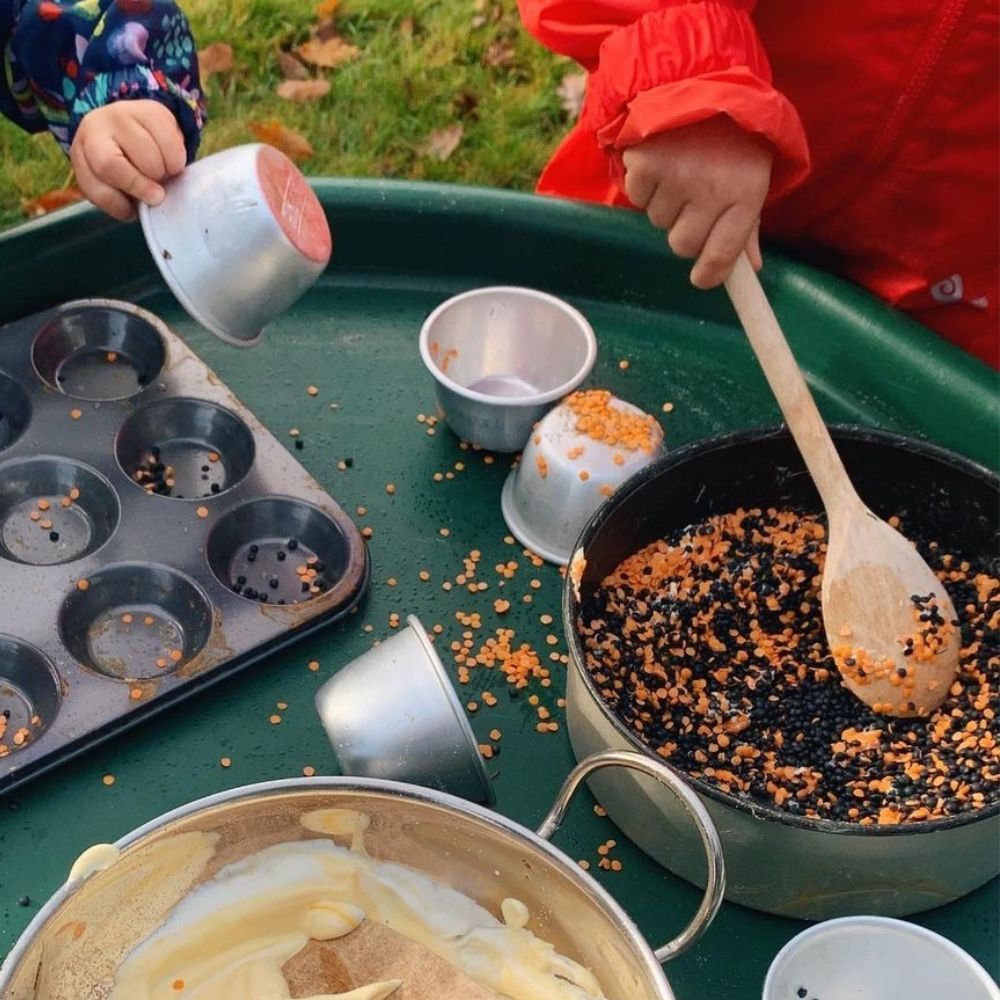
(724, 253, 857, 513)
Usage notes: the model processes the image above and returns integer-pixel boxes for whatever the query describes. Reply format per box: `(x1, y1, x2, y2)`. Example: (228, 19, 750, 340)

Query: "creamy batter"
(109, 808, 608, 1000)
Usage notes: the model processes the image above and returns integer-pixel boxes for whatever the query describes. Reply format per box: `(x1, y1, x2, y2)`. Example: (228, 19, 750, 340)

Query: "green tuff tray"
(0, 181, 996, 999)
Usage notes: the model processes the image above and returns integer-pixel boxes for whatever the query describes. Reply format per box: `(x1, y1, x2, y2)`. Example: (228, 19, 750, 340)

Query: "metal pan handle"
(535, 749, 725, 963)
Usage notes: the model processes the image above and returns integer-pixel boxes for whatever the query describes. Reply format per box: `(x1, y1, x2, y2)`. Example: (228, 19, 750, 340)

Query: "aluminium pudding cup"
(140, 144, 332, 347)
(419, 286, 597, 452)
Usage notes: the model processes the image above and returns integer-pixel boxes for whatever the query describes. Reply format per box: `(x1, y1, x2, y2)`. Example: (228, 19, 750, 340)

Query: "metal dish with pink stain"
(140, 144, 332, 347)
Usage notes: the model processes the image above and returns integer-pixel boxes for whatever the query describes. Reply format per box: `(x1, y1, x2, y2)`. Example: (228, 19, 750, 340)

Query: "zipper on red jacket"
(868, 0, 971, 165)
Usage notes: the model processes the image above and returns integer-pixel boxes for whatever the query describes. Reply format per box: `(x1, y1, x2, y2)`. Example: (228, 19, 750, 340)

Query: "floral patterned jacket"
(0, 0, 204, 161)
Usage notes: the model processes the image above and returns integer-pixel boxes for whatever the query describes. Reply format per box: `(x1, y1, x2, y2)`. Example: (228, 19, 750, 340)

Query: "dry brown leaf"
(417, 123, 464, 162)
(248, 120, 315, 162)
(557, 71, 587, 121)
(314, 0, 339, 17)
(277, 49, 310, 80)
(199, 42, 234, 76)
(276, 79, 331, 103)
(21, 186, 83, 218)
(296, 32, 360, 69)
(484, 39, 516, 68)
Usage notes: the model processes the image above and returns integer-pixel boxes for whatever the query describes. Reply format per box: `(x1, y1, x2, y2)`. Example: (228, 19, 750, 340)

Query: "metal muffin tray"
(0, 299, 369, 793)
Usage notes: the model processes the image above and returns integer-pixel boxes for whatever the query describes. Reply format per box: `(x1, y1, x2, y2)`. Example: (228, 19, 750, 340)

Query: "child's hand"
(623, 116, 773, 288)
(70, 100, 186, 221)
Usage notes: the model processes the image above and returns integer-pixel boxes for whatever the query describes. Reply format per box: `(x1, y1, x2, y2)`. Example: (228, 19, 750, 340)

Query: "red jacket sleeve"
(518, 0, 810, 200)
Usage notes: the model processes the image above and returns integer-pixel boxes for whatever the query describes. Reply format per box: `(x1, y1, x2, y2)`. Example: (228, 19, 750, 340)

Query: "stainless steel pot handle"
(535, 749, 726, 963)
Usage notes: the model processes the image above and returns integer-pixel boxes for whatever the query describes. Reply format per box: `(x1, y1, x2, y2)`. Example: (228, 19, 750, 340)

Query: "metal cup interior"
(0, 636, 60, 757)
(0, 372, 31, 452)
(0, 457, 119, 566)
(316, 615, 495, 805)
(419, 287, 597, 450)
(32, 305, 166, 401)
(763, 917, 1000, 1000)
(115, 398, 255, 500)
(206, 497, 352, 606)
(59, 563, 212, 681)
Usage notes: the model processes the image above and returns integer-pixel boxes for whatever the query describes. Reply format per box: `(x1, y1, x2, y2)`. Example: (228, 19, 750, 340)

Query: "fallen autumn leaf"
(21, 186, 83, 218)
(277, 49, 310, 80)
(417, 123, 464, 162)
(248, 120, 315, 162)
(276, 79, 331, 103)
(296, 32, 360, 69)
(199, 41, 234, 76)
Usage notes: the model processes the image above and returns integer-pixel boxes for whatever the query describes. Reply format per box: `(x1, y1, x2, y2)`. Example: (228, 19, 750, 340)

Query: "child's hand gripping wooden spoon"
(723, 253, 959, 716)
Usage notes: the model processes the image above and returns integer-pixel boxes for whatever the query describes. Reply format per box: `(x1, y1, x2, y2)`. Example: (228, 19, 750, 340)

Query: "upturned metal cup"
(419, 286, 597, 452)
(315, 614, 494, 805)
(140, 144, 332, 347)
(763, 917, 1000, 1000)
(502, 393, 665, 565)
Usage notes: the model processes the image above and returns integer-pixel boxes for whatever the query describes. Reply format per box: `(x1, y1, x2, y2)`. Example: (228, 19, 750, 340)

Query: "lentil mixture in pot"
(578, 508, 999, 825)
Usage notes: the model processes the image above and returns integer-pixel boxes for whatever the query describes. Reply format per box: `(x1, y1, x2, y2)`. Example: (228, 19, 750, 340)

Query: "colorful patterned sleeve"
(2, 0, 204, 161)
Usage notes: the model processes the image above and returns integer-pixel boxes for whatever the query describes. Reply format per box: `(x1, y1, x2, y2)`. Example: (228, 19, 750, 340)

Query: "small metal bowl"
(502, 393, 664, 565)
(140, 144, 332, 347)
(763, 917, 1000, 1000)
(419, 286, 597, 452)
(315, 614, 495, 805)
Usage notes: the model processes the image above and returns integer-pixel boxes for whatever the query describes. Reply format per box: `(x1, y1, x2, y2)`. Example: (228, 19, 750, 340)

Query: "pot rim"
(0, 775, 672, 997)
(563, 422, 1000, 838)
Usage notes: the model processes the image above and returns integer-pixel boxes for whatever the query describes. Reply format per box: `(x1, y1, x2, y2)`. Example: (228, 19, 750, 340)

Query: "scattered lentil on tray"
(578, 507, 999, 825)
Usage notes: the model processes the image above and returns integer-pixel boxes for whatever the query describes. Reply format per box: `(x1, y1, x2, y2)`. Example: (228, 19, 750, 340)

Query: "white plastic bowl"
(763, 916, 1000, 1000)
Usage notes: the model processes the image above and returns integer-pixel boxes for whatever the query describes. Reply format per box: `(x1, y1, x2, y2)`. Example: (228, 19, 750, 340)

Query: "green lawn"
(0, 0, 573, 229)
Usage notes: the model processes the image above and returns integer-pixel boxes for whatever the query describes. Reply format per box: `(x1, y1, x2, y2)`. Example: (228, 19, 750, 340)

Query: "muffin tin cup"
(0, 456, 120, 566)
(0, 637, 61, 757)
(32, 302, 166, 401)
(115, 398, 255, 501)
(0, 372, 31, 451)
(0, 299, 368, 794)
(59, 564, 213, 681)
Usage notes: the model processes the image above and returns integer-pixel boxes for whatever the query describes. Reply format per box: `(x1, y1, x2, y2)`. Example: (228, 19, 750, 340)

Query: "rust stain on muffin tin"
(0, 299, 370, 794)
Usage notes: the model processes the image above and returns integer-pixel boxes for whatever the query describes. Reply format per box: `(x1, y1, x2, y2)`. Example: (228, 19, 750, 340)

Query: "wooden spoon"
(723, 253, 959, 717)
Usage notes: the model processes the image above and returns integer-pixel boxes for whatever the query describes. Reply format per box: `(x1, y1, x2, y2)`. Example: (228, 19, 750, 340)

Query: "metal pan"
(0, 751, 725, 1000)
(563, 425, 999, 919)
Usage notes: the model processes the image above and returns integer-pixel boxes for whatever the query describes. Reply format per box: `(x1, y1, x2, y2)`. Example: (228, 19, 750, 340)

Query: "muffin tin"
(0, 299, 369, 793)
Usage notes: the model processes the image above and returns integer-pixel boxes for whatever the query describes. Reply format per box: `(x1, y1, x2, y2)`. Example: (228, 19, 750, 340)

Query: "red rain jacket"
(519, 0, 999, 367)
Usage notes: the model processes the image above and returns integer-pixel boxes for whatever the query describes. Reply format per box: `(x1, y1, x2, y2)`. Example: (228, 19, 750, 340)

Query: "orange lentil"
(269, 714, 282, 725)
(77, 579, 90, 591)
(302, 765, 316, 777)
(102, 774, 115, 786)
(307, 385, 319, 396)
(70, 409, 82, 420)
(308, 660, 320, 672)
(196, 506, 209, 519)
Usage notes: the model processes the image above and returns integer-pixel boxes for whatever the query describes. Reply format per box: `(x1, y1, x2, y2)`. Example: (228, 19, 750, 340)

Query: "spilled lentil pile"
(578, 508, 999, 825)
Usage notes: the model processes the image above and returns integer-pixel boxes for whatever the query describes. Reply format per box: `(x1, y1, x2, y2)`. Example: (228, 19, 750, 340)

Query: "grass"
(0, 0, 573, 229)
